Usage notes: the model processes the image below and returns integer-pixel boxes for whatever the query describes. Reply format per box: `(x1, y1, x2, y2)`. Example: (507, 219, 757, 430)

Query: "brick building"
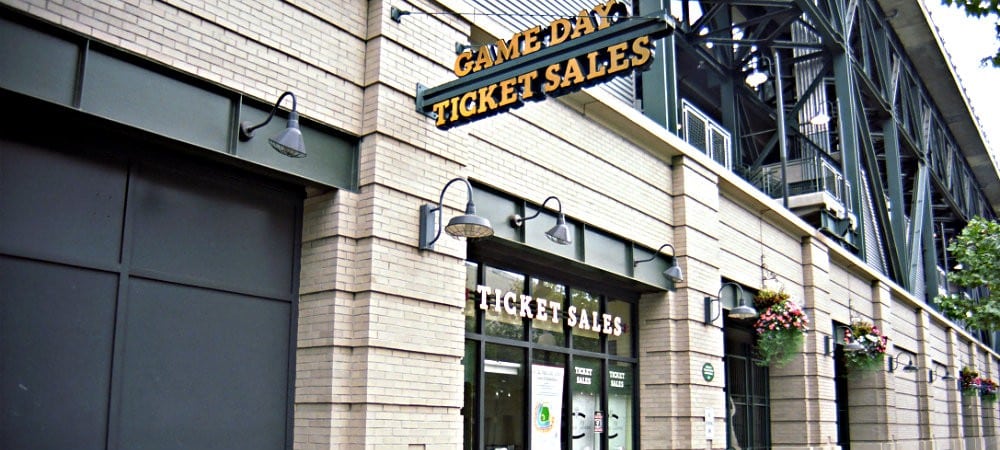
(1, 0, 998, 449)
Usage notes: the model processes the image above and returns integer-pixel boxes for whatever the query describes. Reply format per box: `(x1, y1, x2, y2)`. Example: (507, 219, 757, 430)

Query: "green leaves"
(933, 217, 1000, 330)
(943, 0, 1000, 68)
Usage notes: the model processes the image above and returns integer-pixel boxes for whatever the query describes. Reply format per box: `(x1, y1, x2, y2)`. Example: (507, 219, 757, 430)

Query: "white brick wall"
(8, 0, 1000, 448)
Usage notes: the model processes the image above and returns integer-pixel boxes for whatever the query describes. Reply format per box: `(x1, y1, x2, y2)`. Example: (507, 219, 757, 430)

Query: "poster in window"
(531, 364, 564, 448)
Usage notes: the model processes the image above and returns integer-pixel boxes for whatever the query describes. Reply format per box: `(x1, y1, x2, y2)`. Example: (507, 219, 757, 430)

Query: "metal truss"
(641, 0, 995, 298)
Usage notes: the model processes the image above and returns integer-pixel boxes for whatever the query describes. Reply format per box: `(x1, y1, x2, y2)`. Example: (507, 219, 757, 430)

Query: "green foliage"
(754, 328, 804, 367)
(843, 320, 889, 373)
(752, 290, 808, 367)
(942, 0, 1000, 67)
(933, 217, 1000, 330)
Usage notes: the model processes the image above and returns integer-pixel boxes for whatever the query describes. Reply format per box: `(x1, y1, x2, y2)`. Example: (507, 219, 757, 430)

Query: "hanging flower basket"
(981, 378, 998, 403)
(752, 290, 809, 367)
(843, 320, 889, 373)
(960, 366, 981, 397)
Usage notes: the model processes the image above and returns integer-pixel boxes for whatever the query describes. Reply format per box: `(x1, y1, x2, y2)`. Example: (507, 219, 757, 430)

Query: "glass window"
(531, 350, 566, 448)
(607, 362, 633, 450)
(463, 341, 477, 450)
(571, 356, 602, 450)
(570, 289, 601, 352)
(484, 266, 526, 340)
(531, 277, 566, 347)
(466, 262, 479, 332)
(485, 343, 526, 449)
(607, 299, 632, 358)
(465, 263, 638, 450)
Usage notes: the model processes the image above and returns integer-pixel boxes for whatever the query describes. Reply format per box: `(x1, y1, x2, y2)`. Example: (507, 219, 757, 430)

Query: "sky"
(924, 1, 1000, 163)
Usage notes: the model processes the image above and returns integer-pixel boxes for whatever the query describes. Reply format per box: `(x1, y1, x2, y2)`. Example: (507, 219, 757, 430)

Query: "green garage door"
(1, 129, 301, 450)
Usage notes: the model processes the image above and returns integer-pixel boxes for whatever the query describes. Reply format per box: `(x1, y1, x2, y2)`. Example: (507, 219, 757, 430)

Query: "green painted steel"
(472, 186, 673, 291)
(0, 17, 78, 106)
(0, 13, 358, 191)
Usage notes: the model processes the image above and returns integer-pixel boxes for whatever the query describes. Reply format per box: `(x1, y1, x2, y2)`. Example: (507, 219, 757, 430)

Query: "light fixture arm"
(705, 282, 745, 325)
(633, 243, 676, 267)
(420, 177, 478, 250)
(239, 91, 298, 140)
(511, 196, 563, 227)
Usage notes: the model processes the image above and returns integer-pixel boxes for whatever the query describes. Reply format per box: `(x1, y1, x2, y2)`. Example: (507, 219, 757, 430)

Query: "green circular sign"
(702, 363, 715, 382)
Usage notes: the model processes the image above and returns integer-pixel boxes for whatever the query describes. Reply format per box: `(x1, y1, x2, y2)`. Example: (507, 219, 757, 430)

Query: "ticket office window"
(463, 262, 638, 450)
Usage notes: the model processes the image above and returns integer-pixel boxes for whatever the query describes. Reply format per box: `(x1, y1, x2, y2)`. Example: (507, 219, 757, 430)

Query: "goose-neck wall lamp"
(239, 91, 307, 158)
(928, 366, 955, 384)
(510, 196, 572, 245)
(824, 325, 865, 356)
(704, 282, 758, 325)
(888, 351, 918, 373)
(633, 243, 683, 283)
(418, 178, 494, 251)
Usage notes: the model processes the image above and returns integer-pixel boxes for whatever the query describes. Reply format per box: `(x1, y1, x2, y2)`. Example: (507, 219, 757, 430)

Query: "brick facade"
(4, 0, 998, 449)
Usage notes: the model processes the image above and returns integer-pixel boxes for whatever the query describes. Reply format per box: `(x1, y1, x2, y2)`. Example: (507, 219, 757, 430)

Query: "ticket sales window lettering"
(463, 262, 637, 449)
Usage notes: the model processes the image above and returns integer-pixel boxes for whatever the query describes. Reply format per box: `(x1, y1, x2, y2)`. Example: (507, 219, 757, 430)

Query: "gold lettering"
(494, 33, 522, 64)
(586, 51, 607, 80)
(454, 51, 474, 77)
(498, 78, 519, 107)
(560, 58, 586, 88)
(432, 100, 450, 126)
(459, 91, 477, 118)
(522, 26, 543, 55)
(549, 18, 572, 46)
(607, 41, 630, 73)
(571, 9, 595, 39)
(543, 63, 562, 93)
(518, 71, 540, 99)
(474, 47, 494, 72)
(631, 36, 653, 68)
(476, 84, 499, 113)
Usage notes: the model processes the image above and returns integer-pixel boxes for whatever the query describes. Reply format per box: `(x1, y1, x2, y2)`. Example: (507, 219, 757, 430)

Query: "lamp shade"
(663, 263, 683, 283)
(444, 202, 493, 239)
(729, 303, 759, 320)
(843, 339, 865, 352)
(544, 213, 572, 245)
(268, 111, 306, 158)
(745, 70, 768, 88)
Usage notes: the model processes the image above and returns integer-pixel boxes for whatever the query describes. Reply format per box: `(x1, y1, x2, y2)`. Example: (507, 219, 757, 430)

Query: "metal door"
(1, 129, 301, 450)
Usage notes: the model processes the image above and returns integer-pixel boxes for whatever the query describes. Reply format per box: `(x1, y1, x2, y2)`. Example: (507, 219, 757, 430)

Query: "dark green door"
(1, 125, 301, 450)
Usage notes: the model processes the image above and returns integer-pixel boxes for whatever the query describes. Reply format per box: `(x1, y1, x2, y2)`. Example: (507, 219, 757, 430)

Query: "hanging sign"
(416, 0, 675, 129)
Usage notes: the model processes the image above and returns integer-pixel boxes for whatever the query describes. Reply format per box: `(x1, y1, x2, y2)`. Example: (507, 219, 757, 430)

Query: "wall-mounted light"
(927, 366, 955, 384)
(704, 282, 757, 325)
(633, 243, 683, 283)
(419, 177, 494, 251)
(888, 351, 918, 373)
(239, 91, 306, 158)
(510, 196, 572, 245)
(824, 325, 866, 356)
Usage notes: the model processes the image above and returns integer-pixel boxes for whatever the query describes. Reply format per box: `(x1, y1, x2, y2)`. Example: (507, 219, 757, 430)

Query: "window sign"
(572, 357, 602, 450)
(465, 264, 636, 450)
(531, 364, 564, 447)
(608, 362, 633, 450)
(476, 284, 625, 336)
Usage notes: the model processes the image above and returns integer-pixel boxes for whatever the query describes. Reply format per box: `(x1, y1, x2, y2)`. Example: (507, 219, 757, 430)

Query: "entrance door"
(725, 324, 771, 450)
(1, 128, 301, 449)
